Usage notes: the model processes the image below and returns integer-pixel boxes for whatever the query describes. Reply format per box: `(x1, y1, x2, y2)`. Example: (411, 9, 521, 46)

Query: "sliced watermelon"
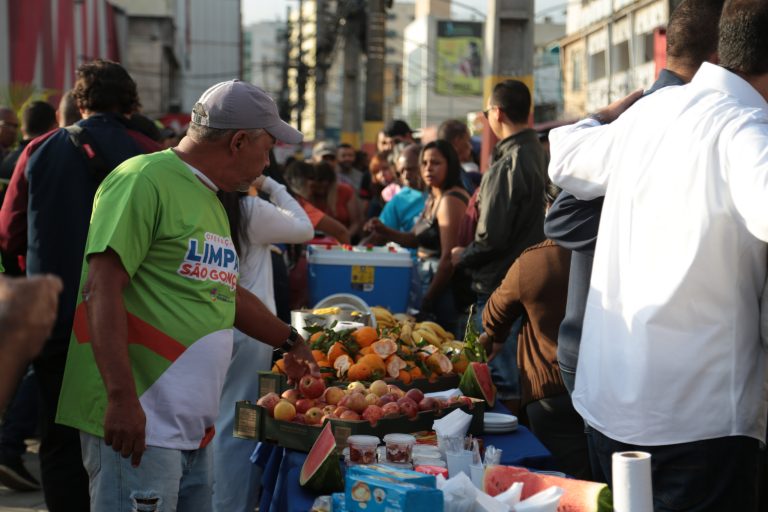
(483, 465, 612, 511)
(459, 362, 497, 407)
(299, 423, 344, 494)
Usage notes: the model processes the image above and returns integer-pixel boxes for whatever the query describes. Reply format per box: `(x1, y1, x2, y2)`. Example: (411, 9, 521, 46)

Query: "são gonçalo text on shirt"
(177, 233, 239, 291)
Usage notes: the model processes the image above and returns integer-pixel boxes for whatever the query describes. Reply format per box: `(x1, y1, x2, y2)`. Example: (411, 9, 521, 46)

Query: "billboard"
(435, 21, 483, 96)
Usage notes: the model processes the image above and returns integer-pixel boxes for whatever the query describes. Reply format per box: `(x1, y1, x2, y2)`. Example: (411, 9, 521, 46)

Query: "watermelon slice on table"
(459, 362, 497, 407)
(483, 465, 612, 511)
(299, 423, 344, 494)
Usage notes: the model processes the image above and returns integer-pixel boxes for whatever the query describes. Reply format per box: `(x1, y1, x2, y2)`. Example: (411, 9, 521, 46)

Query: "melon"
(459, 362, 497, 407)
(299, 423, 344, 494)
(483, 465, 612, 511)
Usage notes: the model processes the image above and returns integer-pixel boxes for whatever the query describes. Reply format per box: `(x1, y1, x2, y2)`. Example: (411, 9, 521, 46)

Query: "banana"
(394, 313, 415, 323)
(418, 321, 450, 340)
(371, 306, 396, 324)
(413, 328, 442, 347)
(400, 322, 413, 345)
(312, 306, 341, 315)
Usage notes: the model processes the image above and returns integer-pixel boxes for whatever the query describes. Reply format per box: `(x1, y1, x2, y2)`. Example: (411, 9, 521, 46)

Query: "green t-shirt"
(57, 149, 238, 449)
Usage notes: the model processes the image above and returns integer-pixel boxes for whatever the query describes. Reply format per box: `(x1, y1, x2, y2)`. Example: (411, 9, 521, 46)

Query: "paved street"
(0, 443, 46, 512)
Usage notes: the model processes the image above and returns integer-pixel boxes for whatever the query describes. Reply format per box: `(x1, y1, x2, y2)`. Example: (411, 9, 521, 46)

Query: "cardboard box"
(347, 464, 436, 488)
(345, 472, 443, 511)
(308, 244, 413, 313)
(234, 398, 485, 452)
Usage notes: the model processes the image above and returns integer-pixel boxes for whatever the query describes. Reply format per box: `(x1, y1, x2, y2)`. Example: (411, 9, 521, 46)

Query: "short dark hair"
(72, 59, 140, 115)
(437, 119, 469, 142)
(719, 0, 768, 75)
(490, 80, 531, 124)
(338, 143, 353, 150)
(312, 161, 337, 183)
(384, 119, 412, 137)
(421, 139, 464, 191)
(21, 101, 56, 137)
(666, 0, 725, 69)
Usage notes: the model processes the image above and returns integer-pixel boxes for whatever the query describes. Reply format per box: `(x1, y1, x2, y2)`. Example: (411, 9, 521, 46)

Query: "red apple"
(343, 392, 367, 413)
(388, 385, 405, 398)
(293, 413, 306, 424)
(339, 410, 362, 421)
(281, 389, 299, 405)
(305, 407, 323, 425)
(256, 392, 280, 417)
(418, 397, 440, 413)
(299, 375, 326, 399)
(295, 398, 315, 414)
(333, 406, 349, 417)
(322, 405, 336, 416)
(323, 386, 345, 405)
(397, 397, 419, 419)
(405, 388, 424, 404)
(381, 402, 401, 417)
(377, 393, 398, 407)
(362, 405, 384, 426)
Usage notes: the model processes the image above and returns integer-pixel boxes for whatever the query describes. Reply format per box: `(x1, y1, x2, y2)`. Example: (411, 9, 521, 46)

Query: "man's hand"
(450, 246, 465, 267)
(479, 332, 503, 362)
(103, 394, 146, 467)
(283, 337, 320, 384)
(364, 217, 383, 233)
(0, 274, 63, 360)
(590, 88, 644, 124)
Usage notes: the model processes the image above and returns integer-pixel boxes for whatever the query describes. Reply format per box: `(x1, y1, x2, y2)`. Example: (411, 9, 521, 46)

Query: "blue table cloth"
(253, 402, 554, 512)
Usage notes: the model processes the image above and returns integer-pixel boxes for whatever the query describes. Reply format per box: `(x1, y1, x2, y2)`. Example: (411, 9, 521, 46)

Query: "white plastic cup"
(446, 450, 473, 478)
(470, 463, 484, 488)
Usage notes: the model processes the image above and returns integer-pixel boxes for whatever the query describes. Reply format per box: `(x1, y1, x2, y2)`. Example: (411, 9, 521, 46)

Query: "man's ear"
(230, 130, 247, 152)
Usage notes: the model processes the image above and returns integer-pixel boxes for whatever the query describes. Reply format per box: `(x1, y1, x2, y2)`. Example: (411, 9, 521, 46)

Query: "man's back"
(550, 62, 768, 445)
(26, 113, 156, 350)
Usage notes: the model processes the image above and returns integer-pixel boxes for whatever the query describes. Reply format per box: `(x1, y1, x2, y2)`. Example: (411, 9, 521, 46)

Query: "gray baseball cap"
(191, 80, 303, 144)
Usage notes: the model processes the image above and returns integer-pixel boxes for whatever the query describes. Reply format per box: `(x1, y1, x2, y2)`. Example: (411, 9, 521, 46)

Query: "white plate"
(484, 424, 518, 434)
(484, 412, 517, 426)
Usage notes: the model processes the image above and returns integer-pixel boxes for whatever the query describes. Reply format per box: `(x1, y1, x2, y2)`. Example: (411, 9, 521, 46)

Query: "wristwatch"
(276, 326, 300, 354)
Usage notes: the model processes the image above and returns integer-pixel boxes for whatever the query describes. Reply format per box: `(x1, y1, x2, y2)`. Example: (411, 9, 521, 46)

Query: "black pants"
(33, 350, 89, 512)
(590, 428, 760, 511)
(525, 393, 591, 480)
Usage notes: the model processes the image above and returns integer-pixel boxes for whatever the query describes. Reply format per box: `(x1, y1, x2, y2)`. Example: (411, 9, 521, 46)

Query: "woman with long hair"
(365, 139, 469, 333)
(213, 170, 314, 512)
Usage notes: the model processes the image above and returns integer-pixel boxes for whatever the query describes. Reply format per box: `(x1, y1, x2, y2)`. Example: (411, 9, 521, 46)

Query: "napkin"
(425, 388, 463, 401)
(494, 482, 523, 508)
(513, 486, 564, 512)
(438, 472, 477, 512)
(433, 408, 473, 437)
(332, 321, 365, 332)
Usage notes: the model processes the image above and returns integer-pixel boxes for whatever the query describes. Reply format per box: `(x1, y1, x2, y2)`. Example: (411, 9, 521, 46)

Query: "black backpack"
(64, 125, 111, 184)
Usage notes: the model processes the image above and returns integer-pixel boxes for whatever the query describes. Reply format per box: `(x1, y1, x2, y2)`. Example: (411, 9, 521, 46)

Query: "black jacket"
(459, 128, 547, 295)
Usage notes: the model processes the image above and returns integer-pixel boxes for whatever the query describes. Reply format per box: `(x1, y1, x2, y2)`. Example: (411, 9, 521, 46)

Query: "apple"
(377, 393, 398, 407)
(362, 405, 384, 426)
(323, 386, 345, 405)
(293, 413, 306, 424)
(333, 406, 349, 417)
(273, 400, 296, 421)
(405, 388, 424, 404)
(299, 375, 326, 399)
(305, 407, 323, 425)
(339, 410, 362, 421)
(418, 397, 440, 413)
(381, 402, 401, 417)
(369, 379, 389, 397)
(365, 393, 379, 406)
(388, 385, 405, 398)
(281, 389, 299, 405)
(347, 381, 367, 395)
(256, 392, 280, 417)
(322, 405, 336, 416)
(295, 398, 315, 414)
(342, 392, 367, 413)
(397, 397, 418, 419)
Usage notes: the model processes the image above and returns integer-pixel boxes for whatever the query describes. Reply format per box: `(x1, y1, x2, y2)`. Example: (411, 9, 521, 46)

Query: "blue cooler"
(308, 245, 412, 312)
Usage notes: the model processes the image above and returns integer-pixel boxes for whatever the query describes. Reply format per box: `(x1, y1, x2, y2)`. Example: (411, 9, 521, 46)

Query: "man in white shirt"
(548, 0, 768, 509)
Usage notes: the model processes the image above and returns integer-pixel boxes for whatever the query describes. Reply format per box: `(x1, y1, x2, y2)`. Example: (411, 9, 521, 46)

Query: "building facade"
(560, 0, 669, 117)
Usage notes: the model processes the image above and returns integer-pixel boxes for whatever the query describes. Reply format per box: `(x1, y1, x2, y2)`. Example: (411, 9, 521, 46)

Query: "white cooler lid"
(308, 244, 412, 268)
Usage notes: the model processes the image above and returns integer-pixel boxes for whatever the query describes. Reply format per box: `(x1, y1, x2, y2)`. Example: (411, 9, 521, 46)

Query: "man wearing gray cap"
(56, 80, 318, 511)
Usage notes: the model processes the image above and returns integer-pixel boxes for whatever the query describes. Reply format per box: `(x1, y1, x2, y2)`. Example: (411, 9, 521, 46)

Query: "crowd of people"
(0, 0, 766, 510)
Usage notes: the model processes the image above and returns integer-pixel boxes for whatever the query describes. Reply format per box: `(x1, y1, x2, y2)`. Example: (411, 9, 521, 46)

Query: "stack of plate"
(484, 412, 518, 434)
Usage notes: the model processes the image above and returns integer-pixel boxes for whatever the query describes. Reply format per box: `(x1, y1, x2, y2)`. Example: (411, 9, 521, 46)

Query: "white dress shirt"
(548, 62, 768, 445)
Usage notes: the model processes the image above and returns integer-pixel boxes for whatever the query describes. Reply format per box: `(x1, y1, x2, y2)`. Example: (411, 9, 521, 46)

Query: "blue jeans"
(475, 293, 521, 399)
(80, 432, 213, 512)
(590, 428, 760, 511)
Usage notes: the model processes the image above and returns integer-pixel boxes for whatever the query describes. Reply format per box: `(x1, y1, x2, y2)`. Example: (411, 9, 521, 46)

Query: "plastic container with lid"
(383, 433, 416, 463)
(347, 435, 380, 465)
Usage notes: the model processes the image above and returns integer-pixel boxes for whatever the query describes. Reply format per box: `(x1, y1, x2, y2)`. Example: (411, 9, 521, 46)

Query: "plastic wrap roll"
(612, 451, 653, 512)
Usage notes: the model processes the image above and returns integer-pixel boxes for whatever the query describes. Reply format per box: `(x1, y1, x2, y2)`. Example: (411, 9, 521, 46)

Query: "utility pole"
(278, 8, 292, 121)
(296, 0, 306, 132)
(363, 0, 387, 152)
(341, 1, 365, 148)
(315, 0, 327, 140)
(480, 0, 534, 171)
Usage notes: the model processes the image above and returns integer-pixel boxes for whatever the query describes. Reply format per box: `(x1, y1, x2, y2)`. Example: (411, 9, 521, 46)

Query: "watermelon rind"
(300, 423, 344, 494)
(459, 362, 497, 407)
(483, 465, 613, 512)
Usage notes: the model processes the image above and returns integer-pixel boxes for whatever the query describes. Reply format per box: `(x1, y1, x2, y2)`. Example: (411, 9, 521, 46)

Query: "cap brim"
(266, 119, 303, 144)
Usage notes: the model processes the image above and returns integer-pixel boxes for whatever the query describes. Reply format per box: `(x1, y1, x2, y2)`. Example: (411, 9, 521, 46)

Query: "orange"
(272, 358, 286, 375)
(409, 366, 424, 380)
(309, 331, 324, 344)
(386, 355, 407, 379)
(451, 353, 469, 374)
(348, 363, 373, 382)
(311, 350, 327, 363)
(398, 369, 412, 384)
(371, 338, 398, 358)
(359, 346, 374, 356)
(333, 354, 352, 379)
(327, 342, 349, 364)
(359, 354, 386, 374)
(351, 326, 378, 348)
